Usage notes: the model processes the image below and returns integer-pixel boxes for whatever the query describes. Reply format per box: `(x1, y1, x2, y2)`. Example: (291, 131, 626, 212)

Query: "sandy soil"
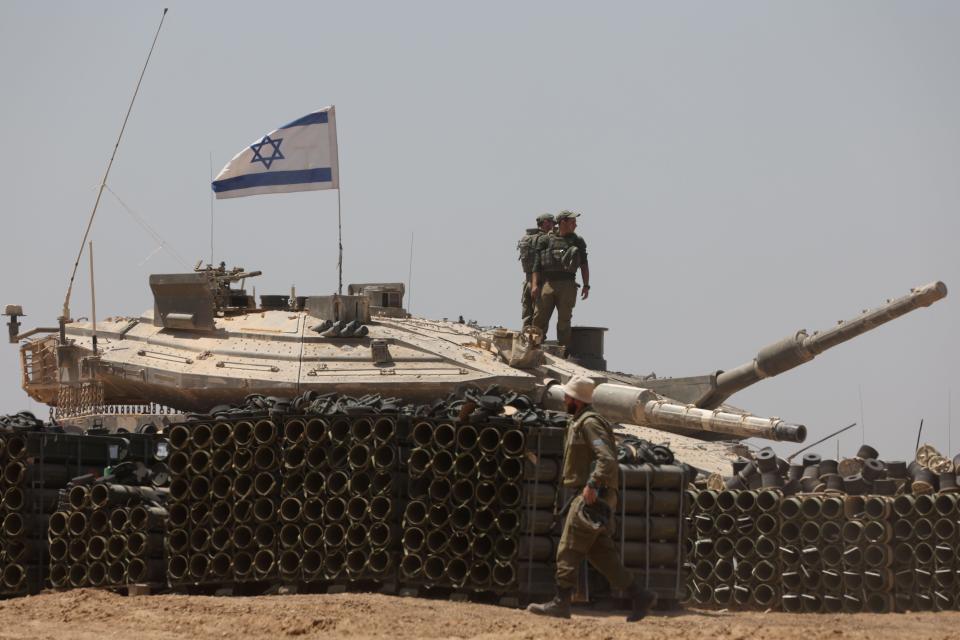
(0, 589, 955, 640)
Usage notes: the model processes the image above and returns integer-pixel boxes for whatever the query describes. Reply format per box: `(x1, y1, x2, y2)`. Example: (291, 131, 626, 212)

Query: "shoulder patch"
(591, 438, 604, 447)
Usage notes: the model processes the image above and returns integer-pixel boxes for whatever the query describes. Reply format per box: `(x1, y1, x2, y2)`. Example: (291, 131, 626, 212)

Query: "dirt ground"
(0, 589, 955, 640)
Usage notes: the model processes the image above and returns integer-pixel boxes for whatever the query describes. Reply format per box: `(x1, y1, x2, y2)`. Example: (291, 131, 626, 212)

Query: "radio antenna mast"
(61, 8, 169, 325)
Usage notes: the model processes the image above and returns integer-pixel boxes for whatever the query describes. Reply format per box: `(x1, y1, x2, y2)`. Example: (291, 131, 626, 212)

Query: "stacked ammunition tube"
(0, 431, 52, 595)
(588, 464, 688, 606)
(779, 493, 848, 613)
(0, 429, 119, 596)
(685, 488, 781, 609)
(398, 421, 562, 599)
(48, 482, 168, 589)
(312, 414, 400, 583)
(890, 491, 959, 611)
(684, 489, 952, 613)
(165, 414, 403, 588)
(166, 418, 283, 585)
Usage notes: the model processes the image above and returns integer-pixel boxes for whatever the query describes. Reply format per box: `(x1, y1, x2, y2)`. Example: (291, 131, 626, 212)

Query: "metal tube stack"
(49, 482, 168, 589)
(780, 494, 846, 612)
(329, 414, 399, 584)
(683, 442, 960, 614)
(166, 418, 285, 585)
(890, 491, 956, 611)
(166, 412, 404, 590)
(685, 488, 768, 609)
(0, 430, 49, 595)
(0, 422, 124, 596)
(401, 419, 561, 600)
(601, 463, 688, 607)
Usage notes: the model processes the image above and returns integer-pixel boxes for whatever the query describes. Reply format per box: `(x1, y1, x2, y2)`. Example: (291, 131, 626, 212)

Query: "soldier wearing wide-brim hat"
(526, 375, 657, 622)
(517, 213, 555, 328)
(531, 210, 590, 348)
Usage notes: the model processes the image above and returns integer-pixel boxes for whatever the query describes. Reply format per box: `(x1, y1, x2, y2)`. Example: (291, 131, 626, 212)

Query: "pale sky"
(1, 1, 957, 462)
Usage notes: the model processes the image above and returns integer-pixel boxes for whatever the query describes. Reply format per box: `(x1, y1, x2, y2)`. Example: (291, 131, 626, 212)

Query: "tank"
(4, 264, 947, 468)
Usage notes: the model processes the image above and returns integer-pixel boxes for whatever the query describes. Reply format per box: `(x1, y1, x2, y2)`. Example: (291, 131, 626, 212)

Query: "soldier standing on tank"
(531, 210, 589, 349)
(527, 375, 658, 622)
(517, 213, 555, 328)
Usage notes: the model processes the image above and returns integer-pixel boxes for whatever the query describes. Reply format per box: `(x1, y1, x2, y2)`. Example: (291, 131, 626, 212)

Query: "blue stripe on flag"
(280, 111, 329, 129)
(211, 168, 333, 192)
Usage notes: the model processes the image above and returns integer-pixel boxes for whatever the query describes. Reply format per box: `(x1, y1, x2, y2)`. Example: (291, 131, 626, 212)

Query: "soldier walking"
(531, 210, 589, 349)
(517, 213, 555, 328)
(527, 375, 658, 621)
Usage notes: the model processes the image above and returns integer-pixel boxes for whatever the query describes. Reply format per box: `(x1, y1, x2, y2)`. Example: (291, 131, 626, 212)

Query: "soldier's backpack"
(517, 230, 539, 274)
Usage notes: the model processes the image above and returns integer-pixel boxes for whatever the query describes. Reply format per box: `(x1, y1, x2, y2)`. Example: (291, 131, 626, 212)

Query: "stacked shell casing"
(165, 414, 405, 587)
(779, 493, 848, 612)
(890, 491, 959, 611)
(0, 431, 53, 595)
(685, 488, 781, 609)
(581, 464, 688, 605)
(314, 414, 400, 582)
(400, 420, 562, 599)
(48, 482, 168, 589)
(0, 428, 123, 595)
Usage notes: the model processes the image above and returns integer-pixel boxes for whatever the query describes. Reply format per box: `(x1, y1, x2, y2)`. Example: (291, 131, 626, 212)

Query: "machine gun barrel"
(543, 383, 806, 442)
(701, 281, 947, 408)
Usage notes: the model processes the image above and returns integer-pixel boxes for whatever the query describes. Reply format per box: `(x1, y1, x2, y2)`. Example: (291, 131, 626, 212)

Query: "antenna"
(61, 8, 169, 323)
(407, 232, 414, 314)
(88, 241, 97, 355)
(858, 384, 866, 445)
(786, 422, 857, 462)
(915, 418, 924, 453)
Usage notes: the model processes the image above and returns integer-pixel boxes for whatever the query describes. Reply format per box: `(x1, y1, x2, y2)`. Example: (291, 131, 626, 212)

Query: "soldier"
(527, 375, 658, 622)
(531, 210, 589, 349)
(517, 213, 555, 328)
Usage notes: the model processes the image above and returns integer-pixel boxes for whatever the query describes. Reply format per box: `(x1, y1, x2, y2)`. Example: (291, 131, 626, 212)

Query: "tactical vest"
(517, 229, 540, 274)
(539, 233, 583, 275)
(562, 409, 618, 490)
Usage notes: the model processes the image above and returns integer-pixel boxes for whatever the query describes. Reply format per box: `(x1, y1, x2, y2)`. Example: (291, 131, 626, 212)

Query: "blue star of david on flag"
(249, 135, 284, 169)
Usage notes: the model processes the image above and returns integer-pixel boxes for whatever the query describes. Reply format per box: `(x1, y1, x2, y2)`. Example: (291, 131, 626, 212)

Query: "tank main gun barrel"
(699, 281, 947, 409)
(543, 383, 807, 442)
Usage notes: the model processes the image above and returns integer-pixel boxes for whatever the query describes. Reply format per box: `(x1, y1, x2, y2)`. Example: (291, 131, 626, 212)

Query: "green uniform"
(555, 406, 633, 591)
(517, 228, 543, 328)
(532, 232, 588, 347)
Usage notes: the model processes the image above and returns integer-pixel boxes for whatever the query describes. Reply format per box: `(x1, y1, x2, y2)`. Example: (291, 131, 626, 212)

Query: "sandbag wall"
(48, 482, 168, 589)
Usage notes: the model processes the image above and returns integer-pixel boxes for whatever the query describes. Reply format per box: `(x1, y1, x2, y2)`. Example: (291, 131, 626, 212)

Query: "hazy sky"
(1, 1, 957, 462)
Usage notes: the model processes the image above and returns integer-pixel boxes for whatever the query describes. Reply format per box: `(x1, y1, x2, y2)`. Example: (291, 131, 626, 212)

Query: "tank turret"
(8, 268, 948, 446)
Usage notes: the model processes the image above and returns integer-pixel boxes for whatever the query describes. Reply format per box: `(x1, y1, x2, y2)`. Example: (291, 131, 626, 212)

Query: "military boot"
(625, 582, 658, 622)
(526, 587, 572, 619)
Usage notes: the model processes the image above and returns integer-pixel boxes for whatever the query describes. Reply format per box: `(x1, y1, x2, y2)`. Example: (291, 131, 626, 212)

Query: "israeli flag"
(212, 106, 339, 199)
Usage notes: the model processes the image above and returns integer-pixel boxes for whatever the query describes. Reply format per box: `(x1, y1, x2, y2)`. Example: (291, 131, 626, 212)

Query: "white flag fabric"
(212, 106, 339, 199)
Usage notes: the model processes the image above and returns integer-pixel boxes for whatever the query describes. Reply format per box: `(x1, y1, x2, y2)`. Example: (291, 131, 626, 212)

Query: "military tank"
(3, 263, 947, 473)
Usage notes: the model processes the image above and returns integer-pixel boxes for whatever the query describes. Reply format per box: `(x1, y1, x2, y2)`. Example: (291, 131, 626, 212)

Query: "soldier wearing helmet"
(527, 375, 657, 622)
(530, 210, 589, 348)
(517, 213, 555, 328)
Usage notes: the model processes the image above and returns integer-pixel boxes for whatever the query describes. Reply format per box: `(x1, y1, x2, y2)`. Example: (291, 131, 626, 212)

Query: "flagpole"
(209, 151, 215, 265)
(337, 187, 343, 295)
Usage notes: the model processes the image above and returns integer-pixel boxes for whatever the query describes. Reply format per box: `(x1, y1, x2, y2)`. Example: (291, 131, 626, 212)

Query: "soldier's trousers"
(555, 494, 633, 591)
(533, 278, 577, 347)
(521, 277, 534, 328)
